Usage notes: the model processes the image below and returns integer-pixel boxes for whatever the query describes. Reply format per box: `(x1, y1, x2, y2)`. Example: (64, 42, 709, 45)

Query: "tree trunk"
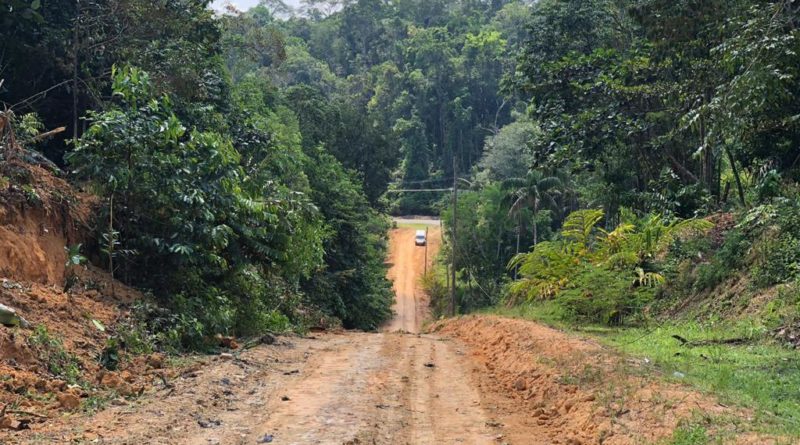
(72, 2, 80, 140)
(724, 145, 747, 207)
(532, 200, 539, 247)
(108, 194, 115, 297)
(514, 211, 520, 280)
(495, 221, 502, 261)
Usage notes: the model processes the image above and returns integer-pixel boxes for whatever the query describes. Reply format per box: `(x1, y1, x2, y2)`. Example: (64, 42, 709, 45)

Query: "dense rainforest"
(2, 0, 800, 346)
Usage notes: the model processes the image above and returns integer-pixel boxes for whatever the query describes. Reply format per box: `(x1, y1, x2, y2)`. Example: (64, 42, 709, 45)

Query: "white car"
(415, 230, 427, 246)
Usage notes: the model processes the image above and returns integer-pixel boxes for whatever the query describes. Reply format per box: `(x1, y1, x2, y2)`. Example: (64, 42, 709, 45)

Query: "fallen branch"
(672, 334, 751, 347)
(7, 409, 49, 419)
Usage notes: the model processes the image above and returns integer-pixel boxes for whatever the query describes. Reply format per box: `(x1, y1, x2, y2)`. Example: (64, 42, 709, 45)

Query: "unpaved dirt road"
(237, 222, 498, 444)
(4, 222, 773, 445)
(6, 222, 504, 445)
(384, 224, 440, 333)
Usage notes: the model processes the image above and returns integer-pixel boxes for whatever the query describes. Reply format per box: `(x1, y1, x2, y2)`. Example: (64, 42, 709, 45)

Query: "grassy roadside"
(484, 303, 800, 439)
(394, 221, 439, 230)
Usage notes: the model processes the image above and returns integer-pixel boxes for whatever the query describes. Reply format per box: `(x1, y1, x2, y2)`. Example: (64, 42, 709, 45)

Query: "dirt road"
(384, 225, 440, 333)
(6, 223, 503, 445)
(4, 224, 772, 445)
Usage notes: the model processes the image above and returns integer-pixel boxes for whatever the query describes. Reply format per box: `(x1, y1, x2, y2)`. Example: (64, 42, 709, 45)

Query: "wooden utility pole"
(424, 226, 429, 275)
(450, 157, 457, 316)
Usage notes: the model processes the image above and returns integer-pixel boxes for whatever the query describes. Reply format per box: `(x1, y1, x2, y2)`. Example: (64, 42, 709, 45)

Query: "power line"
(394, 177, 454, 185)
(385, 188, 453, 193)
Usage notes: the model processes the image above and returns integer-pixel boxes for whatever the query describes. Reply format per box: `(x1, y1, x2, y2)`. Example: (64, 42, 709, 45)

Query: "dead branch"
(32, 126, 66, 142)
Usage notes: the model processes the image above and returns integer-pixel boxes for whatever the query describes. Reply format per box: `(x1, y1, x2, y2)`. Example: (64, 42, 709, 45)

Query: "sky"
(211, 0, 304, 12)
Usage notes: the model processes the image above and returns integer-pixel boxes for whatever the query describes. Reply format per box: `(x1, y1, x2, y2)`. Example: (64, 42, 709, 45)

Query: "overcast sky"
(211, 0, 305, 12)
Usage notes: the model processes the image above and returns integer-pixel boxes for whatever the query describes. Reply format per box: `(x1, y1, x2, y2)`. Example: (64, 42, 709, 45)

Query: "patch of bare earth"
(0, 161, 165, 436)
(434, 315, 775, 445)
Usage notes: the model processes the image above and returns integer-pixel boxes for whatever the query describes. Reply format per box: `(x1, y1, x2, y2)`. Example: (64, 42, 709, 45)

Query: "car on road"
(415, 230, 427, 246)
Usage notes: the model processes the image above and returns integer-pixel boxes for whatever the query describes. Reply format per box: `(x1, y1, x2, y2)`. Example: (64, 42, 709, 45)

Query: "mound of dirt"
(434, 316, 773, 445)
(0, 160, 161, 435)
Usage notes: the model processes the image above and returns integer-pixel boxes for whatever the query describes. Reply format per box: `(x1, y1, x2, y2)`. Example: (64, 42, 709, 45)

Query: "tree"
(68, 66, 324, 344)
(505, 171, 562, 248)
(477, 118, 537, 182)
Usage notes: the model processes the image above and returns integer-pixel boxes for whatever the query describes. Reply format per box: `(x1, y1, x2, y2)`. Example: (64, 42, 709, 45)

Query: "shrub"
(752, 234, 800, 287)
(556, 267, 655, 325)
(420, 269, 451, 317)
(507, 208, 709, 324)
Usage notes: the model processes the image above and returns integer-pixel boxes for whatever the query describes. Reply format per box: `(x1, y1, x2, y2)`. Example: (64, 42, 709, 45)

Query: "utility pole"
(450, 157, 457, 316)
(424, 226, 429, 275)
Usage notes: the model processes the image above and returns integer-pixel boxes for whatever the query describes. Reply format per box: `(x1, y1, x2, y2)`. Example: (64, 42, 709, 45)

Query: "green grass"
(663, 419, 710, 445)
(482, 300, 569, 328)
(483, 303, 800, 438)
(394, 221, 436, 230)
(602, 321, 800, 437)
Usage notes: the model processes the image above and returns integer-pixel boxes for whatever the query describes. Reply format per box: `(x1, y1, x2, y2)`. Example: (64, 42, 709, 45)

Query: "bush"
(556, 267, 654, 325)
(752, 234, 800, 287)
(738, 198, 800, 288)
(508, 208, 709, 324)
(421, 269, 450, 317)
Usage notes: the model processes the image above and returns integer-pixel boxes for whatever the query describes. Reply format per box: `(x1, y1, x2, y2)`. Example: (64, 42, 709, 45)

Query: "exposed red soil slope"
(0, 161, 94, 285)
(0, 161, 158, 434)
(435, 316, 774, 445)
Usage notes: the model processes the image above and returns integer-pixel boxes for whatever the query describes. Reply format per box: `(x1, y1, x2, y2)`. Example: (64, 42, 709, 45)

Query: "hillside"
(0, 158, 160, 431)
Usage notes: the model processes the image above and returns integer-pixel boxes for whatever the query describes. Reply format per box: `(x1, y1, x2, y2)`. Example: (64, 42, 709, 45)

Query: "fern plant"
(507, 208, 712, 324)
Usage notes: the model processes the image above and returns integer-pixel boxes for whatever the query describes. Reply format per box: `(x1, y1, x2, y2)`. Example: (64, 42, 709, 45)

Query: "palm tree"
(503, 171, 563, 253)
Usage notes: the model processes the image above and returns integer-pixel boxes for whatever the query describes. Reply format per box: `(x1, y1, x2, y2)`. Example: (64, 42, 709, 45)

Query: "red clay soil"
(0, 161, 94, 285)
(0, 263, 162, 432)
(384, 225, 441, 333)
(434, 315, 774, 445)
(0, 161, 161, 434)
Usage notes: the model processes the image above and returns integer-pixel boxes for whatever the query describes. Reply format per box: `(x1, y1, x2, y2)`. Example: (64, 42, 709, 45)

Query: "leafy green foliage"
(507, 208, 710, 324)
(742, 199, 800, 287)
(7, 0, 800, 357)
(511, 0, 800, 216)
(65, 244, 87, 268)
(68, 66, 324, 346)
(300, 146, 394, 330)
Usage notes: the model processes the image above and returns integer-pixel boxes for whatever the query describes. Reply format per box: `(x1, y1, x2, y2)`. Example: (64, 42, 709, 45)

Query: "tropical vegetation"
(3, 0, 800, 350)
